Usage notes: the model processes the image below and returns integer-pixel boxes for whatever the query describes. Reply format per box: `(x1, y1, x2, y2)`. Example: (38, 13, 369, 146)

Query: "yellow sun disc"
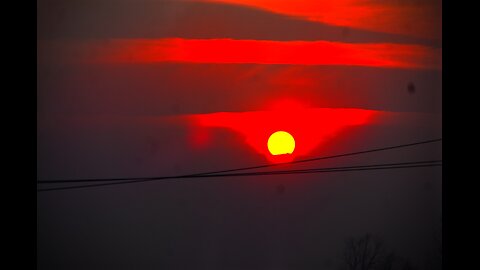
(268, 131, 295, 155)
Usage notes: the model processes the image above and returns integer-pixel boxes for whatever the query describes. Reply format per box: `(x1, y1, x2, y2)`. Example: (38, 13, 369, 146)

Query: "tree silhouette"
(343, 233, 386, 270)
(379, 252, 396, 270)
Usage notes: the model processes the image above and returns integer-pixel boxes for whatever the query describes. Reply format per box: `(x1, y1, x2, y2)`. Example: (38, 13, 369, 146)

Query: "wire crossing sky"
(37, 138, 442, 192)
(37, 161, 442, 192)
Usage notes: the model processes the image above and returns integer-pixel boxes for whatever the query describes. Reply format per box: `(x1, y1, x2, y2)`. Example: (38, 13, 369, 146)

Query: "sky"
(37, 0, 442, 269)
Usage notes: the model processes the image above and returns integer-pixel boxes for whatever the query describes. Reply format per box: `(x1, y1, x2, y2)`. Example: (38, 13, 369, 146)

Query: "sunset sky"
(37, 0, 442, 269)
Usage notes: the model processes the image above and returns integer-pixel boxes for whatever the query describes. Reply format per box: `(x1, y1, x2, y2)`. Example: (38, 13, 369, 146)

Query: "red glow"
(189, 105, 379, 163)
(189, 126, 212, 149)
(83, 38, 440, 69)
(191, 0, 441, 39)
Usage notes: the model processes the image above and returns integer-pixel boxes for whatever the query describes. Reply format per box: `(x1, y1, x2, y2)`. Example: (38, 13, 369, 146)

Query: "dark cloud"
(37, 0, 439, 47)
(37, 63, 442, 116)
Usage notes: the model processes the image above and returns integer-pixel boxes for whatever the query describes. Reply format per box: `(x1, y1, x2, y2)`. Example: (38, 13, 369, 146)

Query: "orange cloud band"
(81, 38, 441, 69)
(187, 107, 380, 162)
(189, 0, 442, 39)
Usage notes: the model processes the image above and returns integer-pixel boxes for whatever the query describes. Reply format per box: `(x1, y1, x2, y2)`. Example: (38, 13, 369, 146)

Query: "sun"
(268, 131, 295, 156)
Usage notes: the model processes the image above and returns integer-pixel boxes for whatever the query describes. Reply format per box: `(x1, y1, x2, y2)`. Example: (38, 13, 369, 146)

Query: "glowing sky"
(73, 38, 441, 69)
(37, 1, 443, 268)
(189, 107, 379, 162)
(189, 0, 442, 38)
(37, 0, 442, 165)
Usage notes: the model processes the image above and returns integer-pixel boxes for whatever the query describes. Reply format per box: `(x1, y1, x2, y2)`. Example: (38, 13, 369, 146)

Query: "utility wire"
(38, 138, 442, 184)
(175, 163, 442, 178)
(37, 160, 442, 192)
(38, 159, 441, 184)
(191, 160, 442, 177)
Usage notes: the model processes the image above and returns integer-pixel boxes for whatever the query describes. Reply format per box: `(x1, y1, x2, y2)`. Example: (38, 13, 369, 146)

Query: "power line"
(38, 159, 441, 184)
(37, 163, 441, 192)
(37, 160, 441, 192)
(181, 163, 442, 178)
(38, 138, 442, 184)
(194, 160, 442, 177)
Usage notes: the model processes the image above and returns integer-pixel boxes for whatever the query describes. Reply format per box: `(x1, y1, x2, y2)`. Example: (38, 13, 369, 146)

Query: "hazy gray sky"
(37, 0, 442, 269)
